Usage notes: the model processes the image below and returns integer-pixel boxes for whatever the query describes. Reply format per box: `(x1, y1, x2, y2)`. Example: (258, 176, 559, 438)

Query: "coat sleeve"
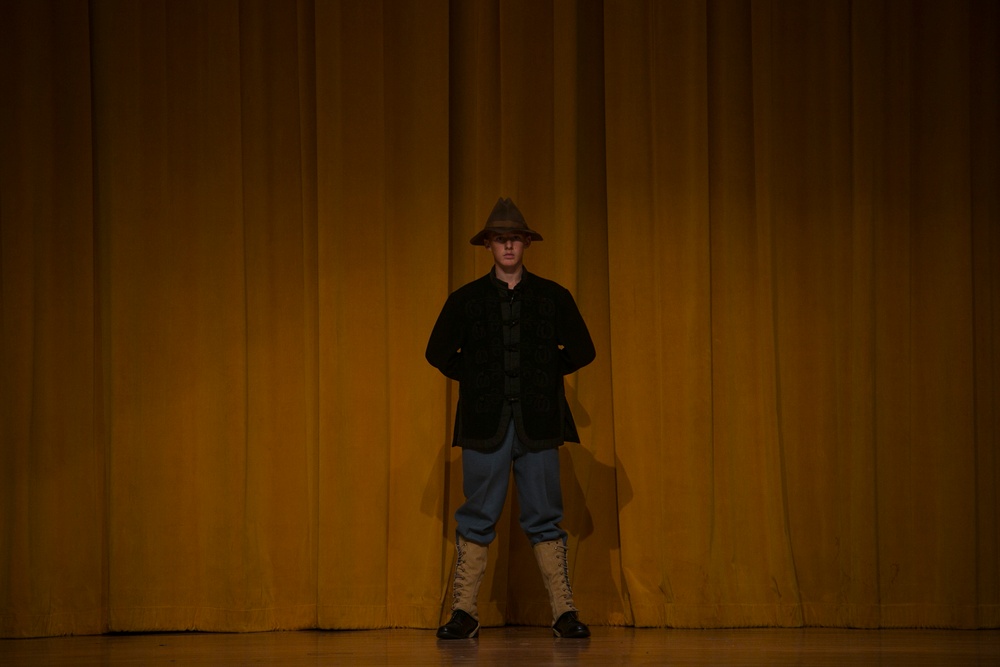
(555, 288, 596, 375)
(425, 291, 464, 381)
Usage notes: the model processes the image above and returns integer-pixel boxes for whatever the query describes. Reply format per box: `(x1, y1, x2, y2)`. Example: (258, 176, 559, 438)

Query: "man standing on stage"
(426, 197, 595, 640)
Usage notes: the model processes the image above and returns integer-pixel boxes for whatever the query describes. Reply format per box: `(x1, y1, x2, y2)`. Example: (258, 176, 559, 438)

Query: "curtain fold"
(1, 0, 997, 637)
(313, 0, 451, 630)
(1, 0, 102, 638)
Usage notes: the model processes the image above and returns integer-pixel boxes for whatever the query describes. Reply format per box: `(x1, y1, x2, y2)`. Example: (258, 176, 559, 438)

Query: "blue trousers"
(456, 419, 566, 546)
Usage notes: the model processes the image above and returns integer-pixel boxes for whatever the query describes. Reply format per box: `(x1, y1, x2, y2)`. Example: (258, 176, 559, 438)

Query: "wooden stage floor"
(3, 626, 999, 666)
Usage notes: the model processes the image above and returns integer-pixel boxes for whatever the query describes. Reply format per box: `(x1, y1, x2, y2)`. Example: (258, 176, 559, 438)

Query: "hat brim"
(469, 227, 544, 246)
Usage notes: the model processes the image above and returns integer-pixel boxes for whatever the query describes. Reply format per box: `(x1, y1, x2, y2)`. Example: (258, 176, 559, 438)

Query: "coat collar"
(488, 266, 532, 291)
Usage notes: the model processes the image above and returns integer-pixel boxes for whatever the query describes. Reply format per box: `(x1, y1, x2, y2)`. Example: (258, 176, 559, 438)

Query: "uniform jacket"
(426, 268, 595, 452)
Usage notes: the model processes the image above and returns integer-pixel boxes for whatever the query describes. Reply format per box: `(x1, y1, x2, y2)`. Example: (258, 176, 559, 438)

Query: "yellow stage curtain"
(1, 0, 997, 637)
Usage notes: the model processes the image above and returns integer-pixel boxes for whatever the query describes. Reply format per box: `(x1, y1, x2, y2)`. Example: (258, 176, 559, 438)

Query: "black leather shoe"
(552, 611, 590, 638)
(436, 609, 480, 639)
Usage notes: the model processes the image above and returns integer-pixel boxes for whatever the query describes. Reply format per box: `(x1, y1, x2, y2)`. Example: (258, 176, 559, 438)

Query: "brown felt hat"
(469, 197, 544, 245)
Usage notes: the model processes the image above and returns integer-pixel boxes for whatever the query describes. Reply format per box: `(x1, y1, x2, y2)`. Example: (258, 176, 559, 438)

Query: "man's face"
(487, 232, 530, 270)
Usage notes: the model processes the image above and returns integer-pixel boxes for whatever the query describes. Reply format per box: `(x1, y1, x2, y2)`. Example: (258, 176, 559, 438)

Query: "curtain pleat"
(0, 0, 102, 638)
(1, 0, 997, 637)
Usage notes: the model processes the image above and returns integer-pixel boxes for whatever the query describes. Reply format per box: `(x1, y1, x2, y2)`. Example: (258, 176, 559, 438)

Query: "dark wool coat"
(426, 268, 595, 452)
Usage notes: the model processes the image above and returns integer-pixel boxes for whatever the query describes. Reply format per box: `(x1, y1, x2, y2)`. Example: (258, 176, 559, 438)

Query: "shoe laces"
(553, 541, 577, 608)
